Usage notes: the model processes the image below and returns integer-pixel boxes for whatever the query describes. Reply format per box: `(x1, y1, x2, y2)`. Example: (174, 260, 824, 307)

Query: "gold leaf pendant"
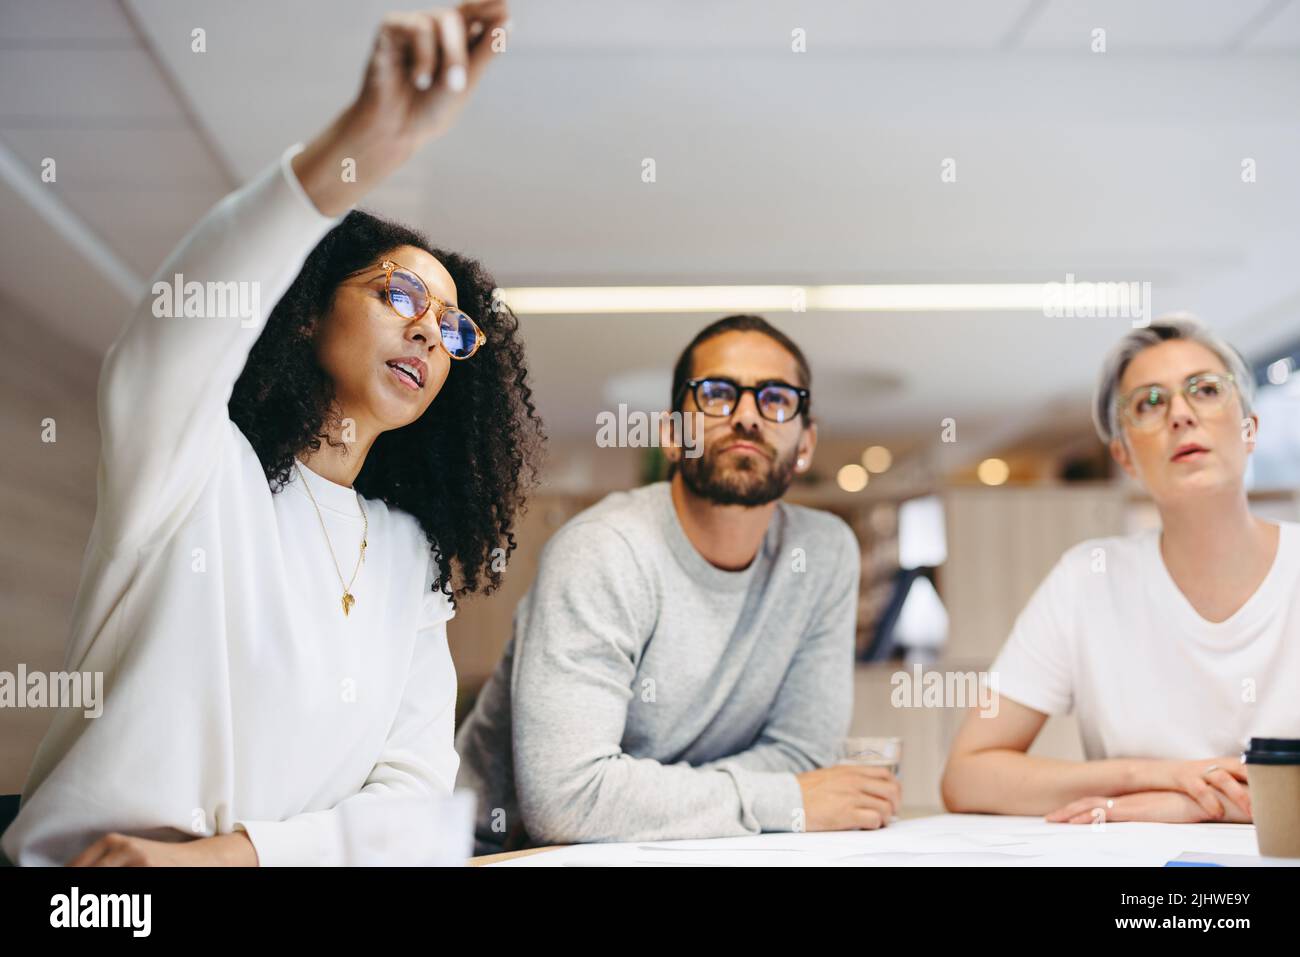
(342, 592, 355, 616)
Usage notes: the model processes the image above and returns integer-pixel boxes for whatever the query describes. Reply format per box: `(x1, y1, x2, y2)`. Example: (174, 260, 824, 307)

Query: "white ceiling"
(3, 0, 1299, 459)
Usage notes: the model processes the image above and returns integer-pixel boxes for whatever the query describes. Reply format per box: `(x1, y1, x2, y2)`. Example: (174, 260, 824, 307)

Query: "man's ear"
(795, 421, 818, 472)
(1110, 435, 1137, 480)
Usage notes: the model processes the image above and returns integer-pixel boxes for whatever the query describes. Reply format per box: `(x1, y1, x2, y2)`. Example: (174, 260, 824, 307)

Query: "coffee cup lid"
(1243, 737, 1300, 765)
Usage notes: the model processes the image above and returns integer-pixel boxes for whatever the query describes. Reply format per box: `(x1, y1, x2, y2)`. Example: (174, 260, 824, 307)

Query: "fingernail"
(414, 73, 432, 91)
(447, 65, 466, 92)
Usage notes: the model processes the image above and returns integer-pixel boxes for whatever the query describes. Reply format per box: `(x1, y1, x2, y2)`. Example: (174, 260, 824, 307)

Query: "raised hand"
(293, 2, 511, 216)
(353, 2, 511, 146)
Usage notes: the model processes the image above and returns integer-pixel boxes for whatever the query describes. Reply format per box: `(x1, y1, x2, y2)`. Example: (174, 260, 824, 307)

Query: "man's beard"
(679, 432, 799, 507)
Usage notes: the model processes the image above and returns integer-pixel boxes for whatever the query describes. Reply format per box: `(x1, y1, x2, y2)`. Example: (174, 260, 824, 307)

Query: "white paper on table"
(490, 814, 1262, 868)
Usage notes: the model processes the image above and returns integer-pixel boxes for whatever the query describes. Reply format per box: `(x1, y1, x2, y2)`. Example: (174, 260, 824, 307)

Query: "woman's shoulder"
(1267, 519, 1300, 576)
(545, 487, 661, 560)
(1047, 528, 1157, 588)
(1273, 518, 1300, 543)
(379, 501, 434, 556)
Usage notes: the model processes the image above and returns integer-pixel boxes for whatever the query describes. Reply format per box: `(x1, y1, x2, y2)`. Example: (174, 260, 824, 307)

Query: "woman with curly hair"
(3, 2, 541, 866)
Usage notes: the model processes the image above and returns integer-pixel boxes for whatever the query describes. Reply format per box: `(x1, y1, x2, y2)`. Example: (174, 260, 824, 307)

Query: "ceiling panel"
(0, 179, 135, 352)
(1, 128, 228, 189)
(1019, 0, 1276, 51)
(1241, 0, 1300, 50)
(0, 49, 183, 122)
(0, 0, 137, 41)
(62, 187, 221, 280)
(2, 0, 1296, 449)
(499, 0, 1033, 50)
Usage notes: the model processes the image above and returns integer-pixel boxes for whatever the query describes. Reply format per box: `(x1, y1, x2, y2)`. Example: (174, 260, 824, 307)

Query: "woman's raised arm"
(93, 3, 509, 553)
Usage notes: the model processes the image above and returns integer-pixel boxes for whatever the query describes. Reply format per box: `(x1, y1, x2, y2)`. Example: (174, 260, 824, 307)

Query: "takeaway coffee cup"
(1242, 737, 1300, 858)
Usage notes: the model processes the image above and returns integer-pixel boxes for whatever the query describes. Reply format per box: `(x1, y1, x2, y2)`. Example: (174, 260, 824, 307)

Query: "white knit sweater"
(3, 144, 460, 866)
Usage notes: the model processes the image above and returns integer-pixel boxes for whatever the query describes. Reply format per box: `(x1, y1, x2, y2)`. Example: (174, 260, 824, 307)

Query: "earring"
(797, 458, 806, 469)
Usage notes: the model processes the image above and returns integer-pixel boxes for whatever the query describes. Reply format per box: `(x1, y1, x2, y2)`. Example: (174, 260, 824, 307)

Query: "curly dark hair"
(229, 209, 545, 601)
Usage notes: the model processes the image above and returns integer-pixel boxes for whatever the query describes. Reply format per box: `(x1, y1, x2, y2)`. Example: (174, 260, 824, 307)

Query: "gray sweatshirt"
(454, 481, 859, 851)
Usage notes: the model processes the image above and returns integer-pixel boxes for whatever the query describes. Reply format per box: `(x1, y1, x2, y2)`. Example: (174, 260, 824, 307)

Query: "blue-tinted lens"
(758, 386, 800, 422)
(388, 269, 427, 319)
(697, 379, 738, 414)
(440, 309, 479, 358)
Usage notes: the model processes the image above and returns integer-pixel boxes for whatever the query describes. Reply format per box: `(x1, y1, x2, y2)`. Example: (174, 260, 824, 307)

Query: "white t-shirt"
(992, 521, 1300, 761)
(2, 144, 459, 866)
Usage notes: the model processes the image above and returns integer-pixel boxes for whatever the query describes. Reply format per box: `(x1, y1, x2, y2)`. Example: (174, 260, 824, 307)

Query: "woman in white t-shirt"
(942, 314, 1300, 825)
(3, 3, 543, 866)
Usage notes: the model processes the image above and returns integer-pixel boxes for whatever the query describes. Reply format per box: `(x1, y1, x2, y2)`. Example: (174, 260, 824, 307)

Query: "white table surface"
(488, 813, 1280, 867)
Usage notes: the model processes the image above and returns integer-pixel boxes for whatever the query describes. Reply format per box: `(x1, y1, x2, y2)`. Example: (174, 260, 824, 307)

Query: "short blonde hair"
(1091, 313, 1255, 444)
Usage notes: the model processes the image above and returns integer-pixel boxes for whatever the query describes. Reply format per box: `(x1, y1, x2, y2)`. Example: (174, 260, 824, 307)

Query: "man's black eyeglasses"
(678, 377, 809, 424)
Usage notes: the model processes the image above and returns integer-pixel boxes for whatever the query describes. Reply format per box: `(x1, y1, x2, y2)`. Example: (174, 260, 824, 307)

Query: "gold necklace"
(294, 461, 368, 616)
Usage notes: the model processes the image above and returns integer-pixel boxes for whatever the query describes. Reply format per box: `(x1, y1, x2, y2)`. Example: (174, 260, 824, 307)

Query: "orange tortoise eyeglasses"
(344, 258, 486, 360)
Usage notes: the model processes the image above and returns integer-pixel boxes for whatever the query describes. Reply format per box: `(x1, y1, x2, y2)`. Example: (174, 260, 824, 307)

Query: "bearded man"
(455, 315, 900, 853)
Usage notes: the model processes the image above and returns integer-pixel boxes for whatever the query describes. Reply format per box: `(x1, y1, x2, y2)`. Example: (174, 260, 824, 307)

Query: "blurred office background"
(3, 0, 1300, 807)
